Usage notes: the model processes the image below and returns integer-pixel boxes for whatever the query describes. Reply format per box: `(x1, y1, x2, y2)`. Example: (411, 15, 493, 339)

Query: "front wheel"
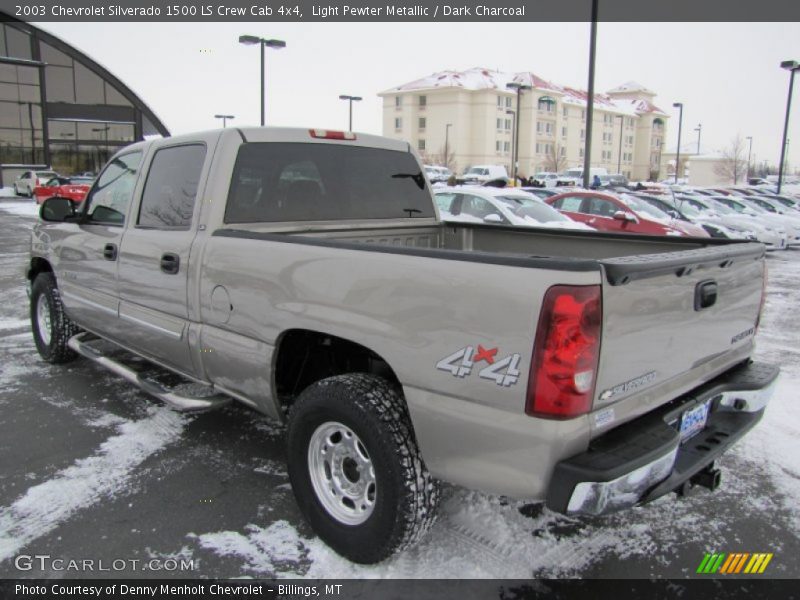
(287, 373, 439, 564)
(30, 272, 80, 363)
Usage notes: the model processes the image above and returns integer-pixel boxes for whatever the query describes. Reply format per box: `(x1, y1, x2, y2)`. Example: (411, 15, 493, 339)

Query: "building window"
(418, 95, 426, 107)
(581, 110, 586, 121)
(580, 129, 585, 140)
(538, 97, 555, 112)
(505, 118, 511, 130)
(497, 118, 503, 130)
(395, 117, 402, 130)
(496, 140, 501, 152)
(503, 141, 510, 152)
(579, 148, 584, 158)
(418, 139, 425, 151)
(418, 117, 426, 131)
(505, 97, 512, 108)
(563, 106, 569, 117)
(561, 126, 567, 138)
(535, 143, 541, 154)
(497, 96, 503, 108)
(536, 122, 542, 134)
(395, 96, 401, 108)
(560, 146, 566, 157)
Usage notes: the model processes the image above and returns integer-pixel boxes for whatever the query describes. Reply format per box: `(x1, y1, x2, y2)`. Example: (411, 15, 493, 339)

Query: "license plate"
(680, 401, 710, 443)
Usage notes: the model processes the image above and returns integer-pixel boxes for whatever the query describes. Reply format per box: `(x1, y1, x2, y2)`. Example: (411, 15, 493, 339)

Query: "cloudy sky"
(35, 21, 800, 170)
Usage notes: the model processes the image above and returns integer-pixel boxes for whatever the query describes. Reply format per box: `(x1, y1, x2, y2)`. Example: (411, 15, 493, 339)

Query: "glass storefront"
(0, 20, 168, 184)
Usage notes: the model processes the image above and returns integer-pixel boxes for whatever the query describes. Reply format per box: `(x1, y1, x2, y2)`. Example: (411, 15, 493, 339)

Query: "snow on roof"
(606, 81, 656, 95)
(381, 68, 666, 117)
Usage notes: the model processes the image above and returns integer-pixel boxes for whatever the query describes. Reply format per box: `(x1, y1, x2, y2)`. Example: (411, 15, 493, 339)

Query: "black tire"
(286, 373, 440, 564)
(30, 272, 80, 364)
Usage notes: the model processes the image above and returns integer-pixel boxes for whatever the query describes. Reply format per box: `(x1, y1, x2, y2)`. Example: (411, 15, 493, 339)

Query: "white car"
(434, 186, 594, 231)
(531, 172, 560, 188)
(13, 170, 59, 197)
(688, 196, 788, 251)
(460, 164, 508, 184)
(424, 165, 452, 183)
(714, 195, 800, 248)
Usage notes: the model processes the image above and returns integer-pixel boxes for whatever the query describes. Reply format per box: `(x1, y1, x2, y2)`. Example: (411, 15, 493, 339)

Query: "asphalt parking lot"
(1, 197, 799, 579)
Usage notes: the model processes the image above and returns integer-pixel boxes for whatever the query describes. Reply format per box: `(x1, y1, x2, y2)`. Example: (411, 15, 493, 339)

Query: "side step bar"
(67, 332, 231, 413)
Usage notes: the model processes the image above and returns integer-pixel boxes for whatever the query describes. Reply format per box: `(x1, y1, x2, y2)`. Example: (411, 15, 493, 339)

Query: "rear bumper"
(546, 360, 779, 515)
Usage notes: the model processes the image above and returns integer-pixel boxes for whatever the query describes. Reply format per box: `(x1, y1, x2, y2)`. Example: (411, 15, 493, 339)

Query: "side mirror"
(40, 197, 76, 222)
(484, 213, 504, 224)
(613, 210, 637, 223)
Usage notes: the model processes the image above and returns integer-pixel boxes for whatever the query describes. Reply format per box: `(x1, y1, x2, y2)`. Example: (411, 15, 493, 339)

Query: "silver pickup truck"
(28, 127, 778, 564)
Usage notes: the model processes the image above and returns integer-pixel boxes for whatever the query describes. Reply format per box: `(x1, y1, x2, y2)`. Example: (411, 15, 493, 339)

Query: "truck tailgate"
(593, 242, 765, 417)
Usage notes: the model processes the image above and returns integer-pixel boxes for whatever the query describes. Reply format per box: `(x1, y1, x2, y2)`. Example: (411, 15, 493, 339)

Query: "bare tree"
(714, 134, 748, 185)
(428, 146, 457, 172)
(543, 143, 567, 173)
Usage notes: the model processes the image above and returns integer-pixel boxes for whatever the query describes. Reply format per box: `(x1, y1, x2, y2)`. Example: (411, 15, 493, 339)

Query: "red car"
(33, 176, 94, 205)
(545, 190, 708, 237)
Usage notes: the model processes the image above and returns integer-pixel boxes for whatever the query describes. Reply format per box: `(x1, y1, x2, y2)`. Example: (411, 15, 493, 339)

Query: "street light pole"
(583, 0, 599, 189)
(695, 123, 702, 154)
(506, 81, 531, 185)
(616, 115, 623, 175)
(239, 35, 286, 126)
(338, 95, 362, 131)
(506, 109, 516, 177)
(673, 102, 684, 184)
(746, 136, 753, 180)
(444, 123, 452, 170)
(778, 60, 799, 194)
(214, 114, 235, 128)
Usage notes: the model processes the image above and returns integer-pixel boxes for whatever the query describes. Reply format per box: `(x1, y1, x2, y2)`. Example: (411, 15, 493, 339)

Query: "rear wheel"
(30, 272, 80, 364)
(287, 373, 439, 564)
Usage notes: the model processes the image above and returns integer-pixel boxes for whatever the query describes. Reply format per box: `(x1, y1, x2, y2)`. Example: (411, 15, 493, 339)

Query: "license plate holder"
(680, 401, 710, 443)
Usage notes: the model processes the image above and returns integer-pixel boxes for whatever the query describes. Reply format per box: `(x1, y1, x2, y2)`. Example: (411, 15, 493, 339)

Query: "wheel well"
(28, 258, 53, 282)
(274, 329, 401, 416)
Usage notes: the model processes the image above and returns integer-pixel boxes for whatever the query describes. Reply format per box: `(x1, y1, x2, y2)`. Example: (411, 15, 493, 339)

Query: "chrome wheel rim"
(308, 421, 376, 525)
(36, 294, 52, 346)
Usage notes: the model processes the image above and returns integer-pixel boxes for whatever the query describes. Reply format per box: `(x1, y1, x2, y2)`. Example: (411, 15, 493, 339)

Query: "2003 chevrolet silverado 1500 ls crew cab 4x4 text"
(27, 127, 779, 564)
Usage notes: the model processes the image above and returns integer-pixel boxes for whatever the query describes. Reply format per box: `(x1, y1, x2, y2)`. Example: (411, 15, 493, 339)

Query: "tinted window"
(584, 197, 618, 218)
(225, 143, 434, 223)
(138, 144, 206, 229)
(85, 151, 142, 225)
(554, 196, 584, 212)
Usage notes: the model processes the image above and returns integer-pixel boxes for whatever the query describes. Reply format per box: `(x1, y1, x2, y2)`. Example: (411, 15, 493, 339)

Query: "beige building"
(379, 68, 669, 181)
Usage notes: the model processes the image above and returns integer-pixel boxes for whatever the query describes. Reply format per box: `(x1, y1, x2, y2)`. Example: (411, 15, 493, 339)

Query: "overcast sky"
(35, 21, 800, 170)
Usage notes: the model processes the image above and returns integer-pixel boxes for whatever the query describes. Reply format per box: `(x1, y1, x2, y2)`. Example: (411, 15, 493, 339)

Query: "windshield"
(495, 195, 570, 222)
(670, 199, 703, 218)
(618, 193, 671, 220)
(707, 199, 739, 215)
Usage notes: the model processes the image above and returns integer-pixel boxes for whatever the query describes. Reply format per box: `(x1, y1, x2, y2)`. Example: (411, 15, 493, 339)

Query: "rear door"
(116, 141, 210, 376)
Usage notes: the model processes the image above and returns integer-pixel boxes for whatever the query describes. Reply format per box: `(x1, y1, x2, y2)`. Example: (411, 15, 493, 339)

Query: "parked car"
(435, 186, 593, 231)
(685, 195, 788, 251)
(634, 194, 750, 240)
(713, 195, 800, 247)
(33, 176, 94, 205)
(14, 170, 59, 197)
(545, 190, 692, 237)
(460, 164, 508, 184)
(530, 172, 560, 188)
(520, 187, 561, 200)
(424, 165, 452, 184)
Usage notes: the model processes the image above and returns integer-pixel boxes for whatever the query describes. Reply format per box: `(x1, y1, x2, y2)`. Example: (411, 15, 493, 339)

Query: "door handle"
(103, 243, 117, 261)
(160, 252, 180, 274)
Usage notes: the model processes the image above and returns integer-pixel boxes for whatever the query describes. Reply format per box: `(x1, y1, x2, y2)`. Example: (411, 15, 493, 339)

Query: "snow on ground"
(0, 199, 39, 218)
(0, 406, 189, 562)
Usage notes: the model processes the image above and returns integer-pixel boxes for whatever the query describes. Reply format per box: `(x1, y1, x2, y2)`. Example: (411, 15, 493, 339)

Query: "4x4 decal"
(436, 344, 521, 387)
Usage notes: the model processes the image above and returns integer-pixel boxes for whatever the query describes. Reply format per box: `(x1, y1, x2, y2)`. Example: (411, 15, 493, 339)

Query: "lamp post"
(505, 109, 516, 178)
(673, 102, 684, 184)
(239, 35, 286, 126)
(746, 136, 753, 180)
(214, 114, 235, 128)
(616, 115, 623, 175)
(695, 123, 702, 154)
(444, 123, 452, 170)
(778, 60, 799, 194)
(506, 81, 531, 184)
(338, 95, 362, 131)
(583, 0, 599, 189)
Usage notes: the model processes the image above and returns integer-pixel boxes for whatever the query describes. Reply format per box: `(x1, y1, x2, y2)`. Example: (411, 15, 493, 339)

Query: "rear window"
(225, 143, 434, 223)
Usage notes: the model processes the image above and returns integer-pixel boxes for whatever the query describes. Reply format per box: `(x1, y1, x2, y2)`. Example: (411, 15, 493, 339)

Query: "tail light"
(309, 129, 356, 140)
(755, 264, 768, 332)
(526, 285, 602, 419)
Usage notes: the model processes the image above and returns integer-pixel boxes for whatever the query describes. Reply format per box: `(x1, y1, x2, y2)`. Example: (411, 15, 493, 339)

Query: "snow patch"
(0, 200, 40, 218)
(0, 406, 188, 562)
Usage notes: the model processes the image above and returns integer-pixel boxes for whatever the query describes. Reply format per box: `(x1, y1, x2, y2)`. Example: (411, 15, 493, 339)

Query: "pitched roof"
(381, 68, 667, 117)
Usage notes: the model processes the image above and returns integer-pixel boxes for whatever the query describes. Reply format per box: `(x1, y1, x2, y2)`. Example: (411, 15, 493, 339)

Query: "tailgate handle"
(694, 280, 718, 311)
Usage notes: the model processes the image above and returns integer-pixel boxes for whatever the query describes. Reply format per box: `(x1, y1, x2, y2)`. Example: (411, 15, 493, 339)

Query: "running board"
(67, 332, 231, 413)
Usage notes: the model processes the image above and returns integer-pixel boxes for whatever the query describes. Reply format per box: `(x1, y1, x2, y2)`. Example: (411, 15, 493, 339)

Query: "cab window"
(84, 151, 142, 225)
